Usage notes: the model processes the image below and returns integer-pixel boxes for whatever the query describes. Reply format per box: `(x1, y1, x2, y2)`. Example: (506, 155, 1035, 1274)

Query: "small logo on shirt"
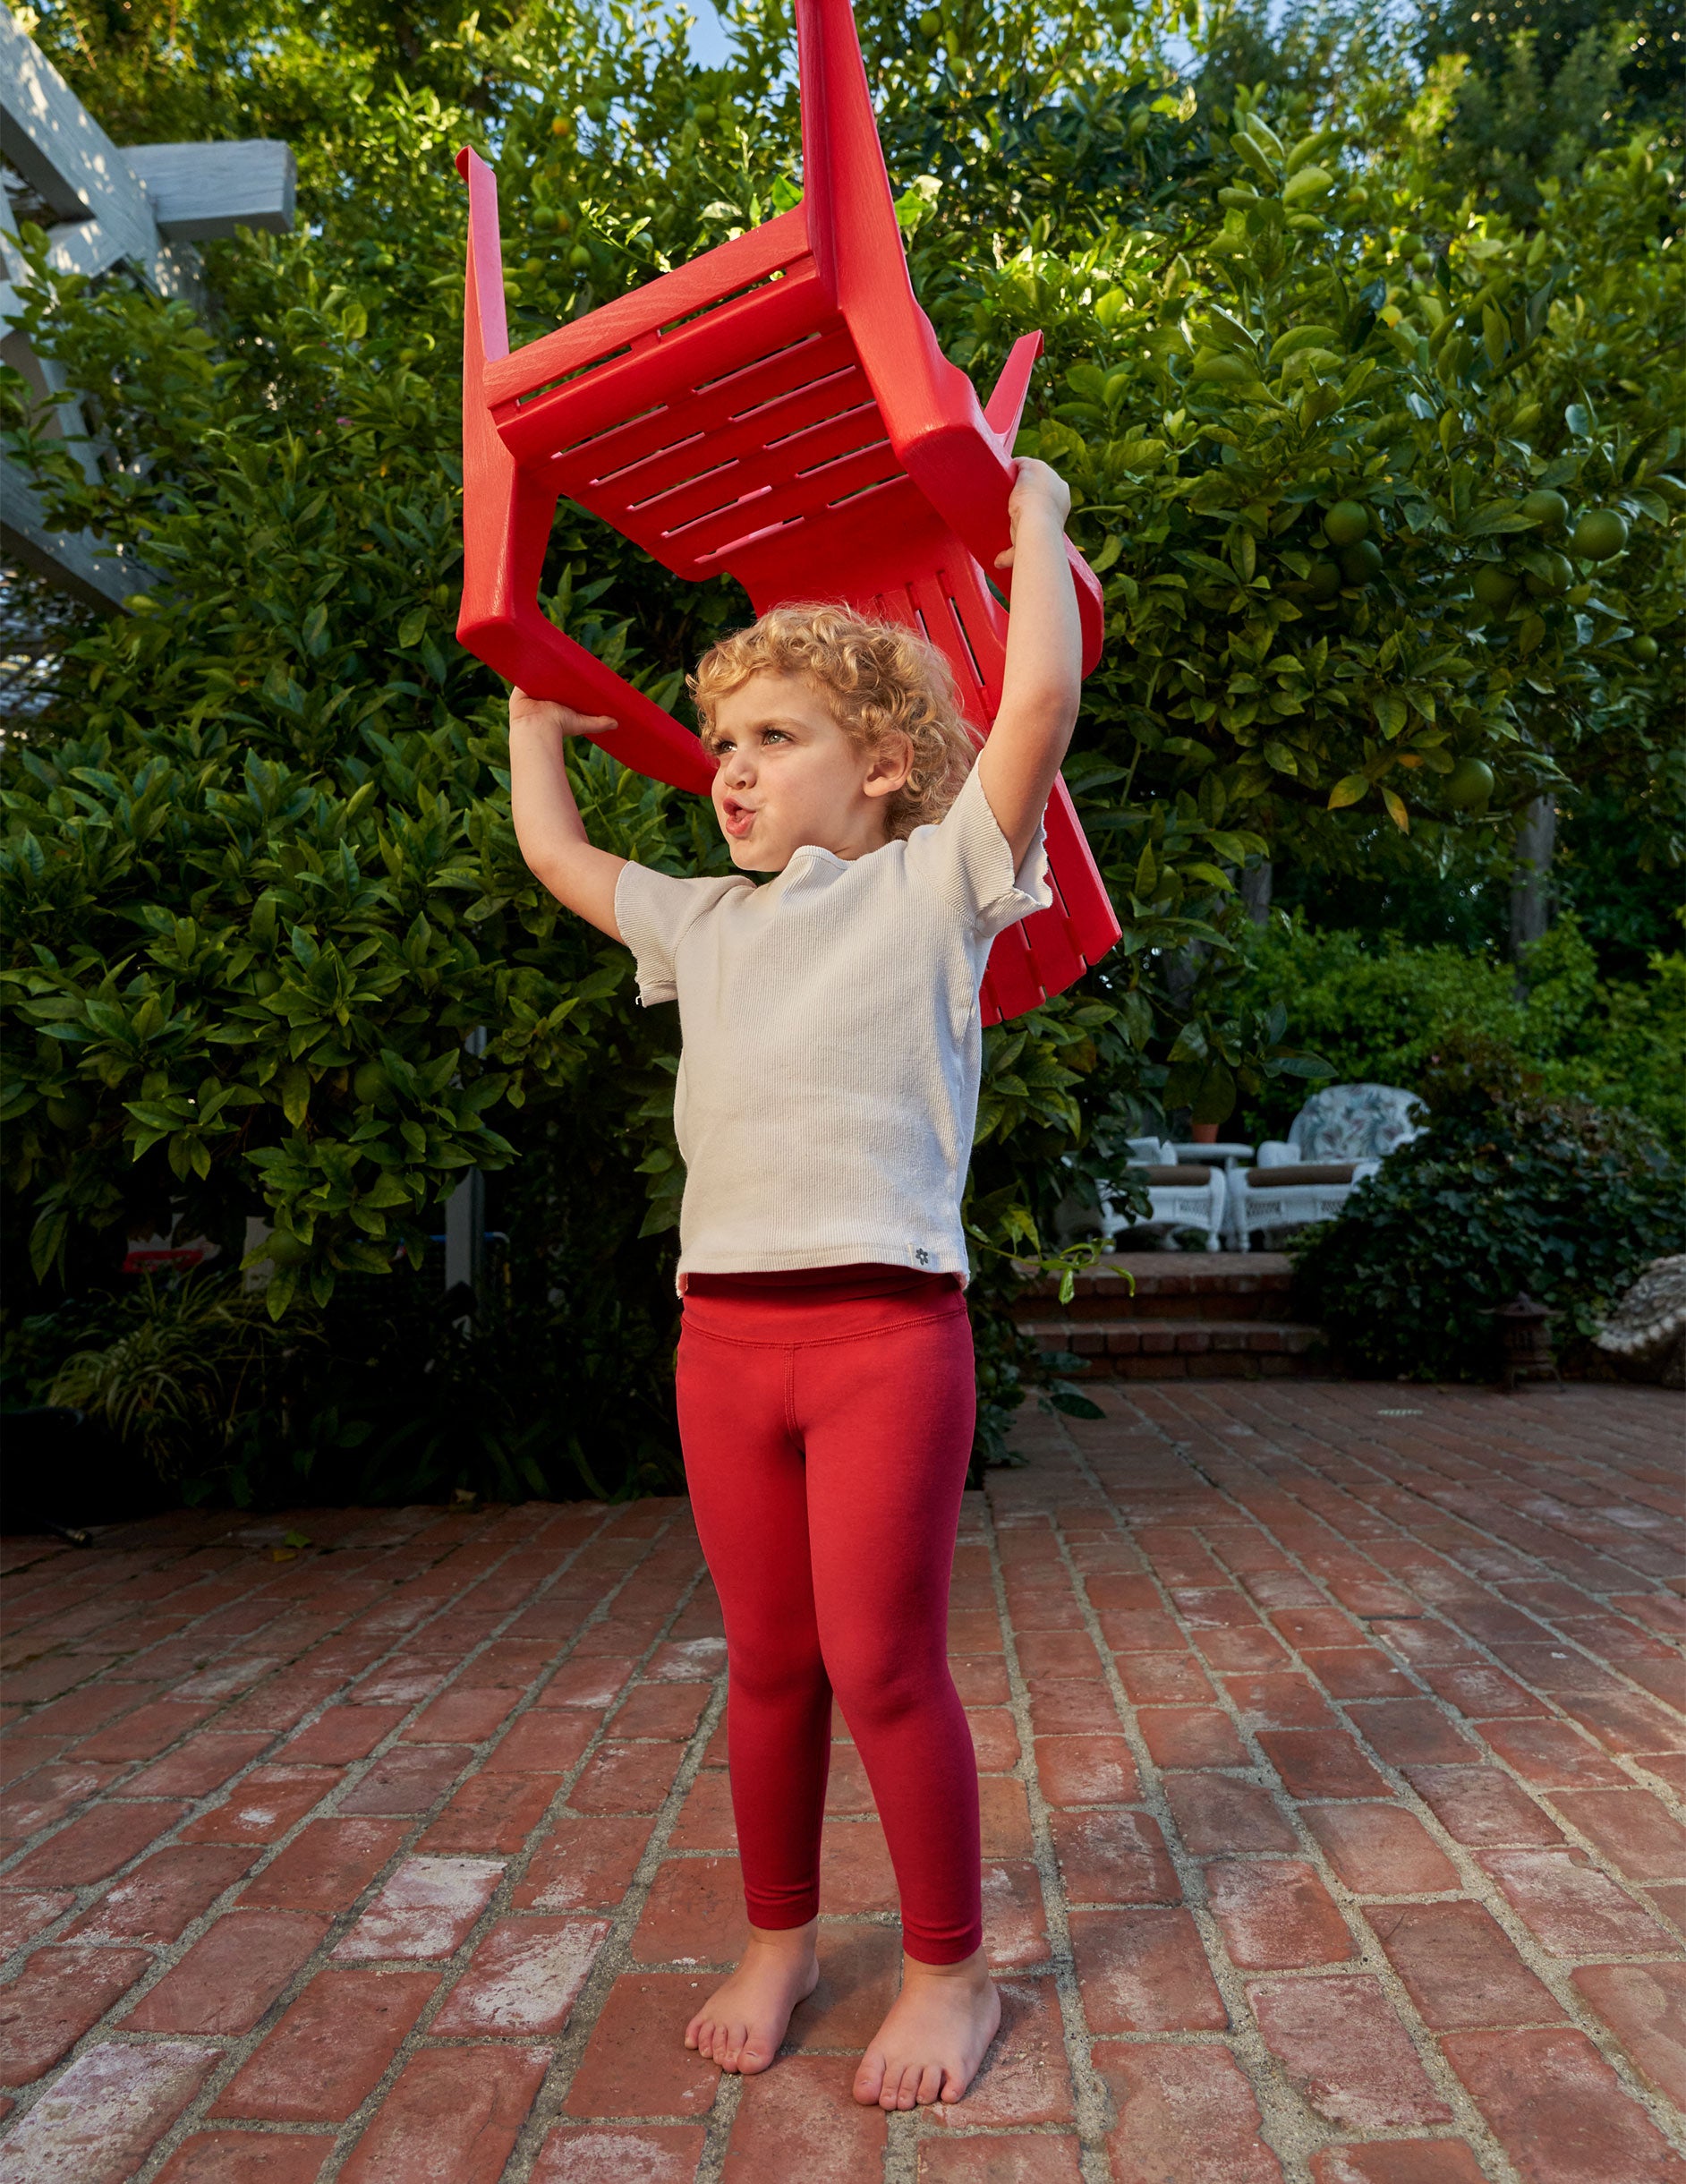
(913, 1247, 932, 1266)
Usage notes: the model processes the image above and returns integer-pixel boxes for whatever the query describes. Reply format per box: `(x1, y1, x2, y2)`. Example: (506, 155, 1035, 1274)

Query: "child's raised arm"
(507, 690, 628, 940)
(976, 458, 1084, 865)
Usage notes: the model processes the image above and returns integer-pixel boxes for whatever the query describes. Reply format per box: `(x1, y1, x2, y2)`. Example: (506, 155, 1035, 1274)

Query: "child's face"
(704, 670, 910, 870)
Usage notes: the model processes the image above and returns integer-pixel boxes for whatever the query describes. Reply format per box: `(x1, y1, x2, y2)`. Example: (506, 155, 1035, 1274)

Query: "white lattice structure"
(1, 9, 294, 610)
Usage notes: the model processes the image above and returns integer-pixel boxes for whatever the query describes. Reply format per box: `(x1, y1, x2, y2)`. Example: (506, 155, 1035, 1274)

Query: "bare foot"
(684, 1918, 821, 2076)
(853, 1947, 1001, 2108)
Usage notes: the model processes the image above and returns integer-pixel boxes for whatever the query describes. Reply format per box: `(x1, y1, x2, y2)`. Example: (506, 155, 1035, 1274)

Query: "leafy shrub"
(1231, 910, 1685, 1151)
(1291, 1034, 1683, 1378)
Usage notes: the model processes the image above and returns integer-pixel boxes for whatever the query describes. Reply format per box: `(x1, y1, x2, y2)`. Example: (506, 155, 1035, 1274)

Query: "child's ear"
(862, 731, 914, 799)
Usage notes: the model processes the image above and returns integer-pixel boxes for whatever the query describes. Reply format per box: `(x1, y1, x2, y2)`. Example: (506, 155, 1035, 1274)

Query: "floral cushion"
(1288, 1083, 1422, 1164)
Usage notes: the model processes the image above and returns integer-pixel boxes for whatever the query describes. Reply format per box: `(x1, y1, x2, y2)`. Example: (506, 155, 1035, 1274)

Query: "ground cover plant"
(3, 0, 1681, 1499)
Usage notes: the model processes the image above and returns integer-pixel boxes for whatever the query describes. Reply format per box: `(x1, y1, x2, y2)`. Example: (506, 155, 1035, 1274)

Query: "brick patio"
(1, 1380, 1682, 2183)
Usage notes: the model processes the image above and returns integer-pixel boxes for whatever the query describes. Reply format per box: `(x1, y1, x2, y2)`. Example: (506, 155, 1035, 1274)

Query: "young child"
(507, 456, 1082, 2109)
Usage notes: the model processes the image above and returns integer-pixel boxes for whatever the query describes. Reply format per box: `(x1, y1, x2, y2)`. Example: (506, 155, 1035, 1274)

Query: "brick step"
(1012, 1252, 1298, 1325)
(1020, 1316, 1324, 1381)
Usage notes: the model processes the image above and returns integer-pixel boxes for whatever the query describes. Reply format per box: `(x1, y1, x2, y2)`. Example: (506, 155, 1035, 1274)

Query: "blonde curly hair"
(686, 601, 981, 840)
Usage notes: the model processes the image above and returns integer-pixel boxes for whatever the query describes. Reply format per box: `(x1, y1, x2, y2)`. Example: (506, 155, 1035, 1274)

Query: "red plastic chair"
(456, 0, 1120, 1023)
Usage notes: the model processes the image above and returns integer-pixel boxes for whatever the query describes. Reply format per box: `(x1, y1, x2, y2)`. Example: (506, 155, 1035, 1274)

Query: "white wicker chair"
(1230, 1084, 1423, 1252)
(1057, 1139, 1229, 1253)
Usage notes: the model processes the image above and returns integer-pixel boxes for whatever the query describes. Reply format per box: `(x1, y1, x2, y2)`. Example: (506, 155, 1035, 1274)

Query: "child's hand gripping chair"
(455, 0, 1120, 1025)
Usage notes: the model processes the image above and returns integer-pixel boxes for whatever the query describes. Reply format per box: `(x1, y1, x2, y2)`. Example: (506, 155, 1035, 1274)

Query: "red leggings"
(676, 1264, 981, 1964)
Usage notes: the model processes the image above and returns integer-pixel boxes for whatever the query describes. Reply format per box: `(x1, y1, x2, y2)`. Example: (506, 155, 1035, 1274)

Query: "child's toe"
(915, 2060, 944, 2104)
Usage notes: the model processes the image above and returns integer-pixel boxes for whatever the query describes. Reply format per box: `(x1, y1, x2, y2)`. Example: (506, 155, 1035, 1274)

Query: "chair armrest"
(1255, 1142, 1293, 1169)
(1350, 1159, 1382, 1183)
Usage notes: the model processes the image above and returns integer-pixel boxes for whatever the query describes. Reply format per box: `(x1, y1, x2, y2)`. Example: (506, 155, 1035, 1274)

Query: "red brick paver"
(0, 1380, 1681, 2179)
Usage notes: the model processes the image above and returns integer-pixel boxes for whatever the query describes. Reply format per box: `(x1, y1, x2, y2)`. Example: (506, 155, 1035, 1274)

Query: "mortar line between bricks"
(1158, 1378, 1686, 1946)
(301, 1548, 720, 2184)
(4, 1521, 620, 2033)
(35, 1520, 637, 2157)
(1227, 1383, 1678, 1594)
(1053, 1402, 1527, 2184)
(1048, 1423, 1356, 2184)
(1196, 1380, 1685, 1703)
(1153, 1392, 1686, 2156)
(1218, 1387, 1686, 1791)
(1155, 1379, 1684, 1795)
(1, 1501, 677, 2160)
(0, 1520, 415, 1696)
(691, 2038, 746, 2182)
(498, 1635, 731, 2184)
(984, 1486, 1119, 2184)
(2, 1506, 616, 1899)
(1138, 1389, 1686, 2122)
(1081, 1385, 1686, 2163)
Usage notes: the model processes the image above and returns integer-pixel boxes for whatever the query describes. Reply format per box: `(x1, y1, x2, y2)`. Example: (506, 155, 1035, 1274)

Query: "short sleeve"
(614, 863, 749, 1006)
(903, 761, 1055, 941)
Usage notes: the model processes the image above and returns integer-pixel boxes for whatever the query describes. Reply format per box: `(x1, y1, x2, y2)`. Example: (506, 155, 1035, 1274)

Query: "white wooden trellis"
(0, 8, 295, 610)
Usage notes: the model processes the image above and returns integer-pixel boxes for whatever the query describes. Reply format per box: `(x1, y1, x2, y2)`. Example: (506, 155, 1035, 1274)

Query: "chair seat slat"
(496, 263, 832, 468)
(482, 205, 813, 409)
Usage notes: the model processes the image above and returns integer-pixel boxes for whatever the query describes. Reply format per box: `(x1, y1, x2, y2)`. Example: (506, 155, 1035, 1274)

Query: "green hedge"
(1230, 911, 1685, 1151)
(1292, 1045, 1682, 1379)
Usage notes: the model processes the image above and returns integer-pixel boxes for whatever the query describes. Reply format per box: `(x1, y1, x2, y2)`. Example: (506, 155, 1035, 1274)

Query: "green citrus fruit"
(1630, 635, 1660, 664)
(1307, 559, 1343, 600)
(569, 243, 592, 270)
(1323, 500, 1370, 548)
(1525, 551, 1573, 596)
(1443, 756, 1494, 809)
(1520, 489, 1570, 531)
(1282, 166, 1333, 208)
(1472, 566, 1518, 610)
(1341, 539, 1384, 584)
(266, 1232, 311, 1266)
(252, 967, 280, 996)
(919, 7, 941, 32)
(1571, 508, 1629, 560)
(353, 1061, 389, 1105)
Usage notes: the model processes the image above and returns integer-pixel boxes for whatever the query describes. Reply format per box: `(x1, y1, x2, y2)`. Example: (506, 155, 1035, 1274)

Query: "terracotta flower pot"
(1189, 1122, 1222, 1144)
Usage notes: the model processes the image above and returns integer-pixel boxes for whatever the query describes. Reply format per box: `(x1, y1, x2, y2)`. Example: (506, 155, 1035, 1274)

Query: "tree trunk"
(1509, 795, 1556, 963)
(1239, 859, 1273, 926)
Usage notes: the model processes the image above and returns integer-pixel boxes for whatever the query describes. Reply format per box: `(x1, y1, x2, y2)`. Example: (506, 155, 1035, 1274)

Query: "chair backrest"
(1288, 1084, 1424, 1164)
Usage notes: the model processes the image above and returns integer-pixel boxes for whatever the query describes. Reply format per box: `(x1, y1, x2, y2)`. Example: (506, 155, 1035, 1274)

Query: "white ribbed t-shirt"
(613, 762, 1052, 1292)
